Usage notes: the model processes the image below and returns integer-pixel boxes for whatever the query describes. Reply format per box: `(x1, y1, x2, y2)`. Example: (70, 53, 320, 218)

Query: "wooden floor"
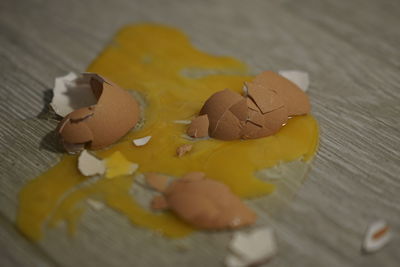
(1, 0, 399, 266)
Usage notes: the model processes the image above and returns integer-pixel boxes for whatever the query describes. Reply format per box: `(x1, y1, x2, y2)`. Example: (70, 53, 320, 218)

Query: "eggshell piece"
(77, 150, 105, 176)
(212, 110, 243, 141)
(362, 220, 392, 253)
(246, 82, 284, 114)
(278, 70, 309, 92)
(57, 74, 140, 152)
(241, 105, 288, 139)
(187, 114, 209, 138)
(225, 227, 277, 267)
(229, 98, 248, 122)
(145, 173, 170, 192)
(51, 72, 97, 117)
(176, 144, 193, 157)
(133, 136, 152, 146)
(253, 71, 310, 116)
(153, 173, 257, 230)
(199, 89, 243, 134)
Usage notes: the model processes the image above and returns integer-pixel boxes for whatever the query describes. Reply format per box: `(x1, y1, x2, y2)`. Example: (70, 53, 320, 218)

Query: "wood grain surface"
(1, 0, 399, 266)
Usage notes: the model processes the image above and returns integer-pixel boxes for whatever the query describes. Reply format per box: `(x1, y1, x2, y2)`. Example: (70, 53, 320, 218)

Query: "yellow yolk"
(104, 151, 136, 178)
(17, 24, 319, 241)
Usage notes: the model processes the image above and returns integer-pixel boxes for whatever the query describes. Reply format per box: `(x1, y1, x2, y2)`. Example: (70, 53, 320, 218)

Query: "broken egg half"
(54, 73, 140, 153)
(189, 71, 310, 140)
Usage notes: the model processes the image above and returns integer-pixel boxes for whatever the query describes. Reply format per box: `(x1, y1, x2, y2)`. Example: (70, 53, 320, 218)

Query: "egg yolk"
(17, 24, 319, 241)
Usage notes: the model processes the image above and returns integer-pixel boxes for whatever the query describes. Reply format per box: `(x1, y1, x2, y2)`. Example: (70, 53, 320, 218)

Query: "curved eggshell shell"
(199, 89, 243, 133)
(57, 77, 140, 152)
(164, 177, 256, 229)
(252, 71, 310, 116)
(241, 105, 288, 139)
(83, 83, 140, 149)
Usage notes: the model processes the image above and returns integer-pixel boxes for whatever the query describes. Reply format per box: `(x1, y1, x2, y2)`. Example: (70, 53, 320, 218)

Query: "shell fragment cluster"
(187, 71, 310, 140)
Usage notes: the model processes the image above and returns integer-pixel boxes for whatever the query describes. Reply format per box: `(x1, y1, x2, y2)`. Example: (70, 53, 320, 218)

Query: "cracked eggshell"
(156, 173, 257, 229)
(145, 173, 170, 193)
(57, 74, 140, 152)
(241, 104, 288, 139)
(199, 89, 244, 136)
(246, 82, 284, 114)
(51, 72, 98, 117)
(187, 114, 209, 138)
(253, 71, 310, 116)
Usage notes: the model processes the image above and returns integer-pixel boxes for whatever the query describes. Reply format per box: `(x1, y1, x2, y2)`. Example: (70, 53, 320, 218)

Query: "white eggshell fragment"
(362, 220, 392, 253)
(278, 70, 309, 92)
(77, 150, 105, 176)
(51, 72, 98, 117)
(133, 136, 152, 146)
(225, 227, 277, 267)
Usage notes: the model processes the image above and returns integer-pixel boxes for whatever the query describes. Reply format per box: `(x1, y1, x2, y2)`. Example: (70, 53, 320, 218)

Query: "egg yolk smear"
(17, 24, 319, 241)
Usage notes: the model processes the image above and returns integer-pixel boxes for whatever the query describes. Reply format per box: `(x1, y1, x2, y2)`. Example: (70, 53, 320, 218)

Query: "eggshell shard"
(133, 136, 152, 146)
(150, 172, 257, 230)
(241, 105, 288, 139)
(57, 73, 140, 152)
(199, 89, 244, 138)
(246, 82, 284, 114)
(77, 150, 105, 176)
(252, 71, 310, 116)
(362, 220, 392, 253)
(145, 173, 170, 193)
(176, 144, 193, 157)
(51, 72, 97, 117)
(278, 70, 309, 92)
(225, 227, 277, 267)
(187, 114, 209, 138)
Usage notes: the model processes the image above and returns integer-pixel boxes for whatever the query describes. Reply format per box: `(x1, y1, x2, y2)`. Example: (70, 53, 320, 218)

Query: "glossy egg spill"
(17, 24, 319, 241)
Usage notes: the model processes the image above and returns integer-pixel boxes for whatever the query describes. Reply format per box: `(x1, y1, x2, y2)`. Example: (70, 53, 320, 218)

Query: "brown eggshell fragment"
(199, 89, 243, 133)
(57, 75, 140, 152)
(252, 71, 310, 116)
(246, 82, 284, 114)
(241, 105, 288, 139)
(145, 173, 170, 193)
(176, 144, 193, 157)
(212, 110, 243, 141)
(187, 114, 209, 138)
(229, 98, 248, 122)
(150, 173, 256, 230)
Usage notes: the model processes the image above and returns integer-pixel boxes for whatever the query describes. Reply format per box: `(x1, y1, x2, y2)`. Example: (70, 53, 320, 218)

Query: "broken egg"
(146, 172, 257, 230)
(252, 71, 310, 116)
(190, 71, 310, 141)
(56, 73, 140, 153)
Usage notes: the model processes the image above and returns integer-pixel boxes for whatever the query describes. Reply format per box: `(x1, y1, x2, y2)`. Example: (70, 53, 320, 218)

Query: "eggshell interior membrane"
(57, 74, 140, 152)
(188, 71, 310, 140)
(147, 172, 256, 230)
